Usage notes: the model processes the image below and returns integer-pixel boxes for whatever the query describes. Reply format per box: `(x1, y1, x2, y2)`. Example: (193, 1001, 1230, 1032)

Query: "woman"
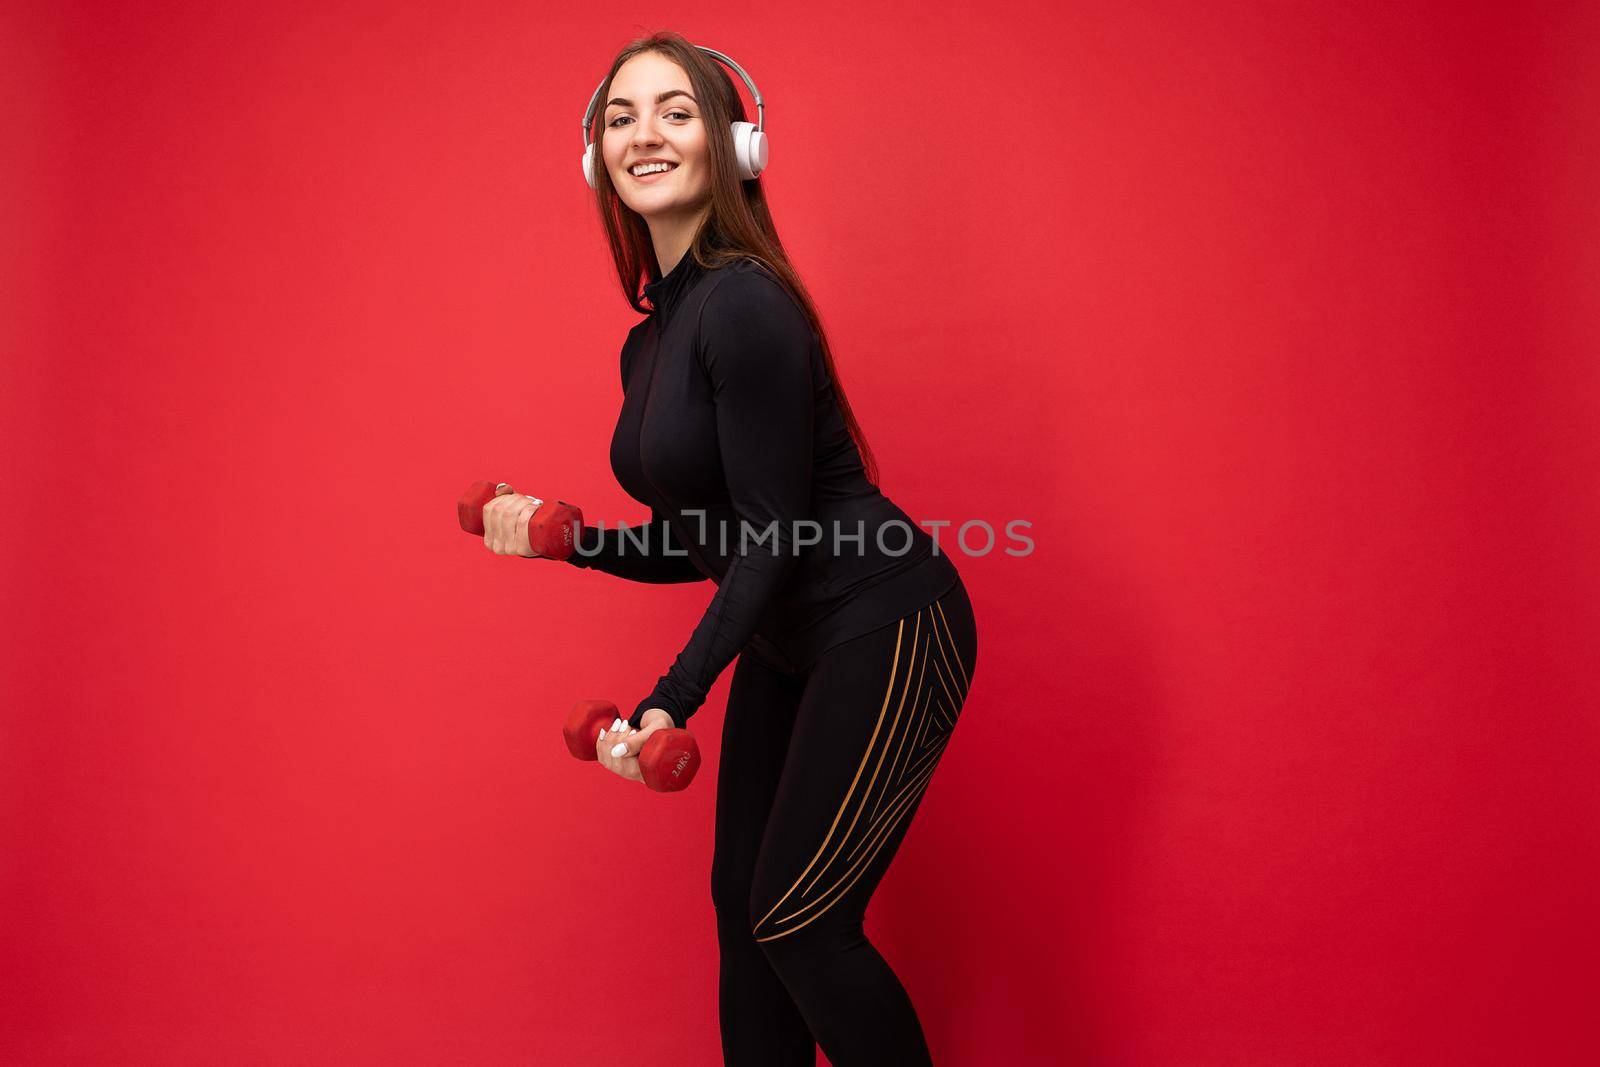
(482, 31, 978, 1067)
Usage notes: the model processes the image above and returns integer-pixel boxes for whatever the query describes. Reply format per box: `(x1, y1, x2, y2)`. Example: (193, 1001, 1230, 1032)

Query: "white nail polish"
(610, 742, 627, 758)
(612, 718, 622, 731)
(597, 727, 604, 740)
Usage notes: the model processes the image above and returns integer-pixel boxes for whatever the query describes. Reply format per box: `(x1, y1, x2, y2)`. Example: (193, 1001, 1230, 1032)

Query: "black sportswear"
(712, 578, 977, 1065)
(564, 245, 959, 731)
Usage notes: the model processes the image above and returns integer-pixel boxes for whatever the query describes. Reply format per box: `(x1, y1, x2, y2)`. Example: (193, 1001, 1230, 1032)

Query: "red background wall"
(4, 2, 1597, 1063)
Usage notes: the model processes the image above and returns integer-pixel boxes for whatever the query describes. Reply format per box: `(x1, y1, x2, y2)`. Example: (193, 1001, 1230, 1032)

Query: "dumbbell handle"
(456, 480, 583, 561)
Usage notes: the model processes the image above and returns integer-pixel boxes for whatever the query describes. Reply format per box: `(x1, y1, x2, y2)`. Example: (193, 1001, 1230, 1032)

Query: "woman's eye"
(607, 110, 693, 128)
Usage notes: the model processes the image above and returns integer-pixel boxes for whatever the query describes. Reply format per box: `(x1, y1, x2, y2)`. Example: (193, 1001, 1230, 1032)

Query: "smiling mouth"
(629, 163, 679, 180)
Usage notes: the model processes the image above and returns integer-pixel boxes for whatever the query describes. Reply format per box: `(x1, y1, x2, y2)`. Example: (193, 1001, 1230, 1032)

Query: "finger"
(485, 495, 506, 529)
(495, 483, 515, 496)
(598, 720, 632, 771)
(489, 497, 520, 552)
(602, 717, 629, 759)
(608, 724, 641, 760)
(611, 729, 643, 781)
(516, 503, 536, 555)
(483, 500, 501, 549)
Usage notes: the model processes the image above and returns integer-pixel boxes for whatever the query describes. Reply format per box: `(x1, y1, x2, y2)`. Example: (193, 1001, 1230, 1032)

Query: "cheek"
(685, 141, 712, 180)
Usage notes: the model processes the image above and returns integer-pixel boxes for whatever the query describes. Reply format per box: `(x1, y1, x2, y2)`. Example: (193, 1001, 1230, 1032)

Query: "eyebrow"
(606, 89, 697, 109)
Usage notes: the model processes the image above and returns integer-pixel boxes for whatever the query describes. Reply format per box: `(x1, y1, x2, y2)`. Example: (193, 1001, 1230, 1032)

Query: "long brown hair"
(588, 30, 880, 486)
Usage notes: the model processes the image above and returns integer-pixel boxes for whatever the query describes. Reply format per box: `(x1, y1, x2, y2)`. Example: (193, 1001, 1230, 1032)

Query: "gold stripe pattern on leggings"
(752, 601, 971, 943)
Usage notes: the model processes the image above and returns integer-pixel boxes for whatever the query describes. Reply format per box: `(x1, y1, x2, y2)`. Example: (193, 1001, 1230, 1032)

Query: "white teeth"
(631, 162, 676, 176)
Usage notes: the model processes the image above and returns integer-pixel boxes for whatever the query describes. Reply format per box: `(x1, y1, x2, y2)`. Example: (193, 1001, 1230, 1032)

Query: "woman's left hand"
(482, 483, 542, 558)
(596, 708, 675, 784)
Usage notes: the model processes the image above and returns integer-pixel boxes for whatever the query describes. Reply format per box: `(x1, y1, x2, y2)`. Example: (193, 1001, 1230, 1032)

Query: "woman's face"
(601, 53, 712, 222)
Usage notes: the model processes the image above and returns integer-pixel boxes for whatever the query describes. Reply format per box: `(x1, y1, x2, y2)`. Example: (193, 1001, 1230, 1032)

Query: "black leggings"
(710, 579, 979, 1067)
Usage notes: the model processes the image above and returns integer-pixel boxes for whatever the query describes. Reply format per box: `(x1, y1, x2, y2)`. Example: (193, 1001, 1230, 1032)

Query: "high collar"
(642, 246, 705, 320)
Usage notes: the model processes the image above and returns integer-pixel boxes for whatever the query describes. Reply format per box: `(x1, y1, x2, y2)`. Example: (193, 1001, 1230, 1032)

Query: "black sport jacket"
(565, 246, 960, 730)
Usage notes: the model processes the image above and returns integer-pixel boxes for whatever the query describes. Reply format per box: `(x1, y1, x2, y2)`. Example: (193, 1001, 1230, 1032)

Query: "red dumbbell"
(457, 481, 583, 561)
(563, 699, 701, 793)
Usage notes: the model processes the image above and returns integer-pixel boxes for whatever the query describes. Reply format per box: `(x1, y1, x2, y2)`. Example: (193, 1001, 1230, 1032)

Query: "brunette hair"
(588, 30, 880, 486)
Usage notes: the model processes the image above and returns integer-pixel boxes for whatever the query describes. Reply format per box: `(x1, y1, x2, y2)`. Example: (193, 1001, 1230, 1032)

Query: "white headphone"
(581, 44, 769, 189)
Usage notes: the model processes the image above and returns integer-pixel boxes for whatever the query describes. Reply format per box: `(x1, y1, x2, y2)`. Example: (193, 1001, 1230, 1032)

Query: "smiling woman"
(541, 29, 982, 1067)
(587, 50, 733, 284)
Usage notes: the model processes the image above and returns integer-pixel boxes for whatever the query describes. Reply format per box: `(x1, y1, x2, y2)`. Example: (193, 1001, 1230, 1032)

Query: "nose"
(630, 115, 663, 149)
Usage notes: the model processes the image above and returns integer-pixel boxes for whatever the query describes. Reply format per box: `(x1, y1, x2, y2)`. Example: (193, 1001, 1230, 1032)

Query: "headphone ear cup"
(729, 120, 769, 181)
(583, 143, 597, 189)
(749, 128, 769, 178)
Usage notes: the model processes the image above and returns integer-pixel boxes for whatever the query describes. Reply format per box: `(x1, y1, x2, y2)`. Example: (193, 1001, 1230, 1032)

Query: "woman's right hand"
(596, 709, 676, 785)
(482, 483, 543, 558)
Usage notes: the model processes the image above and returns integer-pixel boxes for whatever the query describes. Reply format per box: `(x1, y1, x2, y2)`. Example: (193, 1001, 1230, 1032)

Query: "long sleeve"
(562, 507, 708, 584)
(629, 270, 816, 730)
